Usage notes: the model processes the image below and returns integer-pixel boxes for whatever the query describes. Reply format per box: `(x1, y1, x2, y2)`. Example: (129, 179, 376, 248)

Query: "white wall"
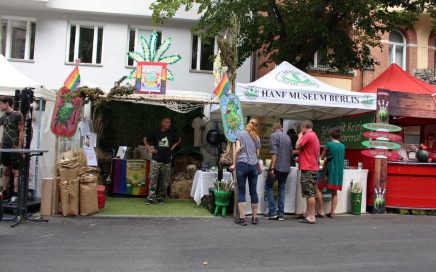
(1, 6, 252, 92)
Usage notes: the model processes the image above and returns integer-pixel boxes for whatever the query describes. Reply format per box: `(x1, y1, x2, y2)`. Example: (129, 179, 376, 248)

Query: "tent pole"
(33, 98, 43, 196)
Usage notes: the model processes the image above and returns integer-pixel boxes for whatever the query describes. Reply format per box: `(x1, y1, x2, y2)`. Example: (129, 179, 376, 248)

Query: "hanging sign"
(361, 149, 401, 160)
(50, 87, 83, 138)
(361, 140, 401, 150)
(363, 123, 401, 132)
(362, 131, 403, 142)
(135, 62, 167, 94)
(220, 93, 244, 143)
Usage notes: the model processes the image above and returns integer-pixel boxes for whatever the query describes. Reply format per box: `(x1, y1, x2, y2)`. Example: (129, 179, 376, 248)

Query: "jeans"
(264, 170, 289, 217)
(236, 162, 259, 203)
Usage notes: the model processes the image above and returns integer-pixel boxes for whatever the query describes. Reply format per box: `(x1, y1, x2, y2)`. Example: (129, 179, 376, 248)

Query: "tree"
(151, 0, 435, 72)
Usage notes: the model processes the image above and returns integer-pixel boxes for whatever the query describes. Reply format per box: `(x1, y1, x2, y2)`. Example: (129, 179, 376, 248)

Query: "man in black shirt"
(0, 96, 24, 202)
(143, 118, 181, 205)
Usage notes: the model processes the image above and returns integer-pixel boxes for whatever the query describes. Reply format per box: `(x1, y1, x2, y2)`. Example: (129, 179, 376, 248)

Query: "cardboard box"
(40, 178, 53, 216)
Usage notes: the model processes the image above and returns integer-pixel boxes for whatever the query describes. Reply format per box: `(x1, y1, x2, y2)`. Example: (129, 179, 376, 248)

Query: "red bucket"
(97, 185, 106, 209)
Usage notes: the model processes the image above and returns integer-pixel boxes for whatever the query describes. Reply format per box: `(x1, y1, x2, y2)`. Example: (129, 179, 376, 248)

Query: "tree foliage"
(151, 0, 435, 72)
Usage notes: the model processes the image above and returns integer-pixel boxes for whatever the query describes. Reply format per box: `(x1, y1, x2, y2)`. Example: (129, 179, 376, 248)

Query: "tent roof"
(225, 61, 376, 120)
(359, 63, 436, 94)
(0, 54, 56, 100)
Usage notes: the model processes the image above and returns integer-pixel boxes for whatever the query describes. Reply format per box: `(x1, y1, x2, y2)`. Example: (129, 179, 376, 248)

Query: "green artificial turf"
(97, 197, 212, 217)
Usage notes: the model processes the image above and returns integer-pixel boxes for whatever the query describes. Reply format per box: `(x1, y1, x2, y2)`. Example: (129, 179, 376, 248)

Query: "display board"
(313, 112, 375, 148)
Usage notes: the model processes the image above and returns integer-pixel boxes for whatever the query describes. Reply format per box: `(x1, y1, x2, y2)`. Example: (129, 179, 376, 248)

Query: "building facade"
(0, 0, 252, 92)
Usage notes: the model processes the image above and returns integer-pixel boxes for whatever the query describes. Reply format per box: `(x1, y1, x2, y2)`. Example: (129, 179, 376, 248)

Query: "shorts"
(300, 170, 318, 198)
(1, 152, 20, 169)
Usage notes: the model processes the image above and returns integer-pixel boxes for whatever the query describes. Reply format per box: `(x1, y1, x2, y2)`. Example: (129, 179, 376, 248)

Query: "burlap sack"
(79, 167, 99, 216)
(59, 179, 79, 216)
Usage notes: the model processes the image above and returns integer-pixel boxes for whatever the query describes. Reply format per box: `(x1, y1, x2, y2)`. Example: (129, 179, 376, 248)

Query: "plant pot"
(351, 192, 362, 215)
(214, 190, 232, 217)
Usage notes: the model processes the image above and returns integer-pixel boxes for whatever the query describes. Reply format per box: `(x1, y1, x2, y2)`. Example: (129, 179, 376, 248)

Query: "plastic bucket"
(97, 185, 106, 210)
(351, 192, 362, 215)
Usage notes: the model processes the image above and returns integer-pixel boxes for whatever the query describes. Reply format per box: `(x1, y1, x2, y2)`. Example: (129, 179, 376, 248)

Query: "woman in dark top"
(230, 119, 261, 226)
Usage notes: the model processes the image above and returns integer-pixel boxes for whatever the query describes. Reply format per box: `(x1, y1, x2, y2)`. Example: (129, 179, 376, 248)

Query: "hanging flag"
(64, 66, 81, 91)
(213, 73, 231, 97)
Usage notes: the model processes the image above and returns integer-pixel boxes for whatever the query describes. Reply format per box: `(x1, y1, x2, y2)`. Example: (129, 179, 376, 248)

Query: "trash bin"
(97, 185, 106, 210)
(214, 190, 232, 217)
(351, 192, 362, 215)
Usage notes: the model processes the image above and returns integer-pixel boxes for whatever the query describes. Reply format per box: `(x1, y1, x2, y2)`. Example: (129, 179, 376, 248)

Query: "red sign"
(361, 149, 401, 160)
(363, 131, 403, 142)
(50, 87, 83, 138)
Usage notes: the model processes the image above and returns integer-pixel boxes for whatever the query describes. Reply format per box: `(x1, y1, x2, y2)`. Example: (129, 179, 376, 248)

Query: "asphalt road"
(1, 214, 435, 272)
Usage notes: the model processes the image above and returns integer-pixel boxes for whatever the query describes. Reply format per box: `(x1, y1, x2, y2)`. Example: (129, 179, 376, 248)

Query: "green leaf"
(139, 35, 151, 61)
(154, 37, 172, 62)
(159, 54, 182, 65)
(167, 69, 175, 81)
(149, 32, 159, 61)
(127, 52, 145, 63)
(127, 68, 137, 79)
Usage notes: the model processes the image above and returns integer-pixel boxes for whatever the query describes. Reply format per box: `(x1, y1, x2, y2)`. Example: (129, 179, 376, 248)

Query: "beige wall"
(313, 76, 352, 91)
(414, 14, 433, 69)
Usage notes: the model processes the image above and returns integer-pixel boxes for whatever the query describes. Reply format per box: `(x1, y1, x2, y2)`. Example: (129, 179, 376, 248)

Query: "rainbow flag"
(213, 73, 231, 97)
(64, 66, 81, 91)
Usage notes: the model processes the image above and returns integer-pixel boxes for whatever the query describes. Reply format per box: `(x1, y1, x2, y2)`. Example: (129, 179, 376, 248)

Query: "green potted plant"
(350, 180, 362, 215)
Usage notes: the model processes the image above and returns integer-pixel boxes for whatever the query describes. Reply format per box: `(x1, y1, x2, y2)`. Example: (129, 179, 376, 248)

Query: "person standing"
(264, 123, 292, 221)
(229, 119, 261, 226)
(296, 120, 320, 224)
(144, 118, 181, 205)
(0, 96, 24, 203)
(315, 127, 345, 218)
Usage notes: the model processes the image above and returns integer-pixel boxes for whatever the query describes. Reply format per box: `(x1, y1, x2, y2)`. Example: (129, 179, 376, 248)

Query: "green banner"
(313, 112, 375, 149)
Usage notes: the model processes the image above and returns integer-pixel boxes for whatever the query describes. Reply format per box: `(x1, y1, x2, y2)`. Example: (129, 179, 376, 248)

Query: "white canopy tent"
(221, 61, 376, 120)
(0, 54, 57, 196)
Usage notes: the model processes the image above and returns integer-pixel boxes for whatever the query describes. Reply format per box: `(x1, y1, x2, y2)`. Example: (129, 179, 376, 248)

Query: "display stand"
(0, 149, 48, 227)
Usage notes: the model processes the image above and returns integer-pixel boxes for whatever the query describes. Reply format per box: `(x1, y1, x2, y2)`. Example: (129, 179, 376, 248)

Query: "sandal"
(251, 217, 259, 225)
(326, 212, 334, 218)
(295, 214, 305, 220)
(316, 213, 325, 218)
(298, 218, 316, 224)
(235, 218, 247, 226)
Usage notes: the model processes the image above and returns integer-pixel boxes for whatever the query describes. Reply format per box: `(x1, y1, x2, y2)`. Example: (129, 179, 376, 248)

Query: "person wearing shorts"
(0, 96, 24, 203)
(296, 120, 320, 224)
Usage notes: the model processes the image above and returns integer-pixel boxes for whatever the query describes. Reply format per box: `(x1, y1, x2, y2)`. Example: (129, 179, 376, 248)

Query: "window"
(127, 28, 161, 67)
(191, 35, 217, 71)
(309, 47, 328, 69)
(67, 23, 103, 64)
(0, 17, 36, 60)
(388, 30, 406, 69)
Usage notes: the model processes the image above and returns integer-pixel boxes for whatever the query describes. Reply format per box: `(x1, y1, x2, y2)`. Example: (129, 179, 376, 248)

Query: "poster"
(256, 117, 280, 160)
(50, 87, 83, 138)
(313, 112, 375, 149)
(135, 62, 167, 94)
(83, 146, 98, 166)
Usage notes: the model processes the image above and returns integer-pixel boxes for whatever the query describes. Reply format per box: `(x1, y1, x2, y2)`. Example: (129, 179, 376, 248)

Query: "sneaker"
(278, 216, 284, 221)
(157, 198, 165, 205)
(146, 199, 154, 205)
(234, 218, 247, 226)
(263, 214, 278, 220)
(8, 196, 18, 204)
(251, 217, 259, 225)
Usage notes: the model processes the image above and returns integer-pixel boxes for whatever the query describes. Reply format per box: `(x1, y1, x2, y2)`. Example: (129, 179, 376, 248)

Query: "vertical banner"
(256, 117, 280, 160)
(50, 87, 83, 138)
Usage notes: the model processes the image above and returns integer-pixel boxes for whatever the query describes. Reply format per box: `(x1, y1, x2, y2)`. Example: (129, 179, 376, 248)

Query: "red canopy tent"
(355, 64, 436, 210)
(360, 63, 436, 94)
